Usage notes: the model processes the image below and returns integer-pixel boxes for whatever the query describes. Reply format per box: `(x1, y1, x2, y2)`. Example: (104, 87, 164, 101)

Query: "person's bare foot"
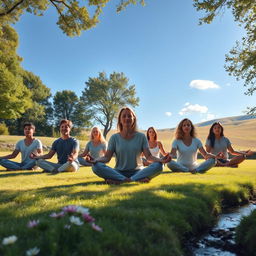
(6, 168, 15, 171)
(105, 179, 122, 185)
(137, 177, 150, 183)
(190, 169, 197, 174)
(229, 164, 238, 168)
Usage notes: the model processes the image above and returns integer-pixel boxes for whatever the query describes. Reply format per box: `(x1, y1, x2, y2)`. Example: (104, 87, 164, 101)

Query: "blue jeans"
(78, 156, 92, 167)
(0, 159, 36, 170)
(37, 159, 79, 172)
(92, 162, 163, 181)
(167, 158, 216, 173)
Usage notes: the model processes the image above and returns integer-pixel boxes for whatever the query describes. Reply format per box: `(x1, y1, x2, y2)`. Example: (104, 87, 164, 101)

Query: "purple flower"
(62, 205, 77, 213)
(91, 223, 103, 232)
(27, 220, 40, 228)
(82, 214, 95, 223)
(49, 211, 65, 218)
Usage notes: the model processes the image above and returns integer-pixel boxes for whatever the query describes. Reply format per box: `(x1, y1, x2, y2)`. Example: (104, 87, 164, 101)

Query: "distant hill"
(197, 115, 256, 127)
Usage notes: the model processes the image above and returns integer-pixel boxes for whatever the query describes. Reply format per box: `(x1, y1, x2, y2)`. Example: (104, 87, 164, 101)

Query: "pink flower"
(62, 205, 77, 213)
(27, 220, 40, 228)
(91, 223, 103, 232)
(82, 214, 95, 223)
(49, 211, 65, 218)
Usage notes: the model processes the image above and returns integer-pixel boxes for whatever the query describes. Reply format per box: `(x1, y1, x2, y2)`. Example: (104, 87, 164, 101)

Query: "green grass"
(0, 152, 256, 255)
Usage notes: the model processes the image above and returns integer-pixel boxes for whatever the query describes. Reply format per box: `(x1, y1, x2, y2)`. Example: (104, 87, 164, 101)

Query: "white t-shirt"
(172, 138, 203, 170)
(15, 139, 43, 163)
(205, 137, 231, 159)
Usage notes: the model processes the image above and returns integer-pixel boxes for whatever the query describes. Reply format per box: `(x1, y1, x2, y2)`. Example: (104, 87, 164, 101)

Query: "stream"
(189, 202, 256, 256)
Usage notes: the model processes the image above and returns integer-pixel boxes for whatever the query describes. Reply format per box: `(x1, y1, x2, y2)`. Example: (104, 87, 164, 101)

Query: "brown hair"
(59, 119, 73, 128)
(90, 127, 106, 143)
(23, 122, 35, 130)
(146, 127, 157, 141)
(207, 122, 224, 147)
(117, 107, 137, 132)
(175, 118, 196, 139)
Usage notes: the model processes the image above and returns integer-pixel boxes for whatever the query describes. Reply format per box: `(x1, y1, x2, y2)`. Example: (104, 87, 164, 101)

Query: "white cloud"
(179, 103, 208, 116)
(201, 113, 216, 122)
(165, 112, 172, 117)
(189, 80, 220, 90)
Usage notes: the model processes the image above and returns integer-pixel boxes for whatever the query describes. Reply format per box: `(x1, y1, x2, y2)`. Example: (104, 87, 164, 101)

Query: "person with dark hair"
(78, 127, 107, 167)
(206, 122, 254, 167)
(88, 107, 171, 184)
(142, 127, 167, 166)
(31, 119, 79, 173)
(0, 123, 43, 171)
(167, 118, 216, 174)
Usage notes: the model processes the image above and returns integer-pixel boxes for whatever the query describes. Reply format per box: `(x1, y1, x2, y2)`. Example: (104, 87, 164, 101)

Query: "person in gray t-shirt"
(206, 122, 254, 167)
(31, 119, 79, 173)
(0, 122, 43, 171)
(78, 127, 107, 167)
(88, 107, 171, 184)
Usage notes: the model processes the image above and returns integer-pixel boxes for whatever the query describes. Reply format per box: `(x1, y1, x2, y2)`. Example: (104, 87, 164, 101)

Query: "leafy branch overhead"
(0, 0, 145, 36)
(193, 0, 256, 107)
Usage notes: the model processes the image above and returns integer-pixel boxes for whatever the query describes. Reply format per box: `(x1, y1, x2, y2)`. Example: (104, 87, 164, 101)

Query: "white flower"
(70, 216, 83, 226)
(76, 206, 90, 215)
(2, 235, 17, 245)
(26, 247, 40, 256)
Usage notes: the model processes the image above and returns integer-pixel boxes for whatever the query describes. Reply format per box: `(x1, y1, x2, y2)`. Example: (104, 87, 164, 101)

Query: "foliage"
(81, 72, 139, 137)
(0, 123, 9, 135)
(235, 209, 256, 256)
(193, 0, 256, 114)
(0, 0, 145, 36)
(53, 90, 91, 131)
(0, 159, 256, 255)
(0, 25, 32, 119)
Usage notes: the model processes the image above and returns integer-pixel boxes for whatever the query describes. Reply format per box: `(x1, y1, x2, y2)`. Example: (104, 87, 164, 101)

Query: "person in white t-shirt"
(205, 122, 254, 167)
(0, 122, 43, 171)
(167, 118, 216, 174)
(142, 127, 167, 166)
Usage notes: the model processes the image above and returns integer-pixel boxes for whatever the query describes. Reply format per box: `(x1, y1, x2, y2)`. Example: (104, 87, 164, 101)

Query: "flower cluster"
(1, 205, 102, 255)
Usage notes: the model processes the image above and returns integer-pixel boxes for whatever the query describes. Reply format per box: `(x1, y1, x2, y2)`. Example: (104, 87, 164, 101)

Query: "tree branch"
(0, 0, 25, 16)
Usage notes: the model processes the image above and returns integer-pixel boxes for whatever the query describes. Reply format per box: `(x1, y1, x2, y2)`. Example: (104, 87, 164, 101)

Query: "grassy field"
(0, 153, 256, 255)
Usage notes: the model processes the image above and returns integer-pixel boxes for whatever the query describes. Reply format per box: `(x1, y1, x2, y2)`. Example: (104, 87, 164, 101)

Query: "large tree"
(193, 0, 256, 114)
(0, 0, 145, 36)
(53, 90, 91, 131)
(81, 71, 139, 138)
(0, 24, 32, 119)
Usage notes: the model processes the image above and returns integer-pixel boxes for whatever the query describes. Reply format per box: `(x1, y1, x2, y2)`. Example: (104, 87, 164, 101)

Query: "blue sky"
(14, 0, 255, 130)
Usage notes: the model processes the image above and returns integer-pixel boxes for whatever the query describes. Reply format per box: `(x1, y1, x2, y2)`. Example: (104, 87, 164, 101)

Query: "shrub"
(0, 123, 9, 135)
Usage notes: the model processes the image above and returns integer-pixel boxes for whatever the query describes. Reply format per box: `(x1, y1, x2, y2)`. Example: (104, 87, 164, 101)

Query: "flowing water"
(190, 202, 256, 256)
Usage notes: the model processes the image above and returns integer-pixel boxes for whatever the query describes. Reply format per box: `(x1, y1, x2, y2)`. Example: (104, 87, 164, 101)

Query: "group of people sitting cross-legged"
(0, 107, 254, 184)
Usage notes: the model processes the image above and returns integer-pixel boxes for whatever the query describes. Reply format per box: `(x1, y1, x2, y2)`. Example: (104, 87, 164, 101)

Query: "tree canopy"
(0, 0, 145, 36)
(193, 0, 256, 113)
(81, 72, 139, 137)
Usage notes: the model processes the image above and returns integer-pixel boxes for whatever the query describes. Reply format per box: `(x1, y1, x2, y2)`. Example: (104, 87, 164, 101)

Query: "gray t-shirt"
(206, 136, 231, 159)
(172, 138, 203, 170)
(108, 132, 149, 171)
(85, 141, 107, 159)
(52, 137, 79, 164)
(15, 139, 43, 163)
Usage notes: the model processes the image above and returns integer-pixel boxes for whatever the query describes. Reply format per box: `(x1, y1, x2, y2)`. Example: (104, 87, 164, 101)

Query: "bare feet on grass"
(137, 177, 151, 183)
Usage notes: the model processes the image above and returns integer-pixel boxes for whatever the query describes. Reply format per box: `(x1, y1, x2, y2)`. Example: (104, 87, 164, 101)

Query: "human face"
(148, 128, 156, 140)
(182, 120, 192, 135)
(92, 128, 100, 140)
(212, 124, 222, 136)
(24, 126, 34, 137)
(60, 123, 71, 137)
(120, 109, 135, 129)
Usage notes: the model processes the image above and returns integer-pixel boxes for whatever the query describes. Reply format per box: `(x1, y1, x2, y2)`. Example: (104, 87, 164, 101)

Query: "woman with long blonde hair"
(167, 118, 216, 173)
(78, 127, 107, 166)
(88, 107, 171, 184)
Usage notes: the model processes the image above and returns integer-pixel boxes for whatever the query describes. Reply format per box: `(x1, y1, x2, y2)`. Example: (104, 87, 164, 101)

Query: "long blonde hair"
(175, 118, 196, 140)
(117, 107, 137, 132)
(90, 127, 106, 143)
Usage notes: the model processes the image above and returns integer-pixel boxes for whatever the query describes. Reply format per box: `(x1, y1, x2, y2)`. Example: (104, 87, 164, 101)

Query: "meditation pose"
(167, 118, 216, 174)
(206, 122, 254, 167)
(31, 119, 79, 173)
(78, 127, 107, 167)
(0, 122, 42, 171)
(142, 126, 167, 166)
(89, 107, 171, 184)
